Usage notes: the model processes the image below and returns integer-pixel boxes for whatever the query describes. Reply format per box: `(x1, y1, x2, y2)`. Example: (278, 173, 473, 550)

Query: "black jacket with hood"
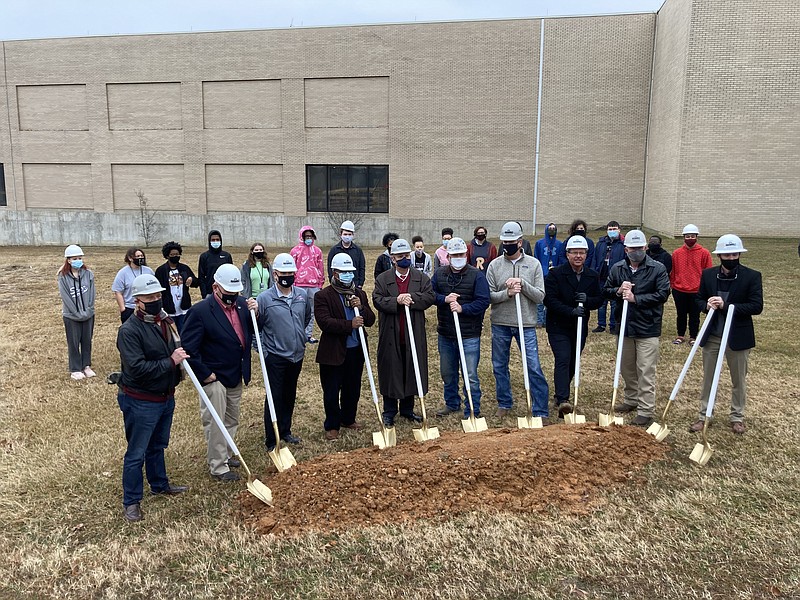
(197, 230, 233, 298)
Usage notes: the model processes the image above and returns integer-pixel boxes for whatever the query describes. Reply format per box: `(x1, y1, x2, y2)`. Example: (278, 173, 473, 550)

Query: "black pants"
(381, 343, 415, 419)
(673, 289, 700, 338)
(319, 346, 364, 431)
(264, 354, 303, 446)
(64, 316, 94, 372)
(547, 328, 586, 404)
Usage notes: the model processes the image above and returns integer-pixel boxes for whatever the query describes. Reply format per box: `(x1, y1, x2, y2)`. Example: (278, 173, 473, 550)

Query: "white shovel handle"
(514, 293, 531, 392)
(404, 305, 425, 399)
(452, 311, 477, 415)
(354, 306, 380, 408)
(669, 307, 716, 401)
(574, 302, 585, 389)
(612, 299, 630, 389)
(705, 305, 735, 419)
(182, 360, 241, 458)
(250, 309, 279, 425)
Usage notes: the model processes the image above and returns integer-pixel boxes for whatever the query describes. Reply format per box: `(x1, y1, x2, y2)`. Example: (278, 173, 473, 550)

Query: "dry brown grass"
(1, 238, 799, 599)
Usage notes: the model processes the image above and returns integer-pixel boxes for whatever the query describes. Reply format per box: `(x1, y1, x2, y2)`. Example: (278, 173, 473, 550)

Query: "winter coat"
(154, 261, 198, 314)
(534, 223, 564, 277)
(58, 268, 95, 322)
(197, 229, 233, 298)
(543, 262, 603, 337)
(315, 285, 376, 366)
(241, 260, 272, 299)
(327, 241, 366, 288)
(431, 265, 490, 338)
(374, 251, 393, 280)
(603, 256, 671, 338)
(372, 269, 435, 398)
(695, 265, 763, 351)
(592, 235, 626, 279)
(646, 247, 673, 276)
(117, 315, 181, 398)
(291, 226, 324, 288)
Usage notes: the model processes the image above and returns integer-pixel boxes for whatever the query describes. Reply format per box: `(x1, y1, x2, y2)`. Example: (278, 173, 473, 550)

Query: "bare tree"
(325, 212, 365, 242)
(135, 189, 162, 247)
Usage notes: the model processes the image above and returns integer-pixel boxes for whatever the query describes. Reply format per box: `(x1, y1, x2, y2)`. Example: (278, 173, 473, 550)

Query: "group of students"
(56, 218, 762, 523)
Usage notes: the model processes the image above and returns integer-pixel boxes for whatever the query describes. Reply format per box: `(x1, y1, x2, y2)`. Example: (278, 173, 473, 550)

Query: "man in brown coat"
(315, 253, 376, 441)
(372, 239, 435, 426)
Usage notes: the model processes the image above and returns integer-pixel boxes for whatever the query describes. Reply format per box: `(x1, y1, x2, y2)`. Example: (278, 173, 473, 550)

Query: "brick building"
(0, 0, 797, 246)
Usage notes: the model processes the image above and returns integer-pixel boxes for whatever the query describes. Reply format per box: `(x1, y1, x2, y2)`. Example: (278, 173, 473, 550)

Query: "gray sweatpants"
(64, 316, 94, 372)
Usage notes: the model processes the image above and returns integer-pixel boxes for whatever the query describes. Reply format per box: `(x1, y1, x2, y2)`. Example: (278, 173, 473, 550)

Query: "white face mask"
(341, 234, 354, 244)
(450, 257, 467, 270)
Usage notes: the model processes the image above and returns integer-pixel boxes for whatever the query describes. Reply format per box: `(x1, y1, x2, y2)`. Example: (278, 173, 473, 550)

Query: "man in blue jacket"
(592, 220, 626, 333)
(533, 222, 563, 327)
(181, 264, 258, 482)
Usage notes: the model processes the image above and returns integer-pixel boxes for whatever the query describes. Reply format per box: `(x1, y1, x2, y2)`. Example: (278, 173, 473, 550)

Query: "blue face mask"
(338, 272, 354, 284)
(396, 257, 412, 269)
(210, 241, 221, 249)
(304, 238, 313, 246)
(607, 230, 619, 239)
(71, 259, 83, 269)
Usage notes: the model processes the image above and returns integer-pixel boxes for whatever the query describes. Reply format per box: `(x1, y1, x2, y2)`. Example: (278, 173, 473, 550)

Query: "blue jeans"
(439, 335, 482, 417)
(536, 303, 547, 326)
(597, 299, 617, 329)
(118, 392, 175, 506)
(491, 324, 550, 417)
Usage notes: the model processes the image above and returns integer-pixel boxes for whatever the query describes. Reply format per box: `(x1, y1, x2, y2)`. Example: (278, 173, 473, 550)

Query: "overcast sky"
(2, 0, 664, 41)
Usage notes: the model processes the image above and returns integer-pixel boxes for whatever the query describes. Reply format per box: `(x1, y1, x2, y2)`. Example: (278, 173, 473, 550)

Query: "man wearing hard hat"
(181, 264, 259, 482)
(669, 224, 713, 345)
(690, 234, 763, 435)
(326, 220, 366, 289)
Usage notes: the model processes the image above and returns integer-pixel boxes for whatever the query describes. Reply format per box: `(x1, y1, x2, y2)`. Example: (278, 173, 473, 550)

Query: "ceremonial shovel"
(405, 305, 439, 442)
(514, 293, 542, 429)
(453, 311, 487, 433)
(564, 303, 587, 424)
(598, 300, 628, 427)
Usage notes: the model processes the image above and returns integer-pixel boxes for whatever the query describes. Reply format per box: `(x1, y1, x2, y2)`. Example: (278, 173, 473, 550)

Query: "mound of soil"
(237, 425, 668, 536)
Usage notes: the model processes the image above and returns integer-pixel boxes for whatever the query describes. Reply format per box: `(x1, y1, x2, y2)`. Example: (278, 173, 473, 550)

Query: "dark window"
(0, 164, 6, 207)
(306, 165, 388, 213)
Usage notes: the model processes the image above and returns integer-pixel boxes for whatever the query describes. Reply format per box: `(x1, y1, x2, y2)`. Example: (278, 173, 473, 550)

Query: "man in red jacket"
(670, 224, 713, 345)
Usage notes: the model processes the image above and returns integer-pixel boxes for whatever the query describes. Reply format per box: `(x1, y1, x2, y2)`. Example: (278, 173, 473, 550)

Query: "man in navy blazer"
(690, 234, 763, 435)
(182, 264, 258, 482)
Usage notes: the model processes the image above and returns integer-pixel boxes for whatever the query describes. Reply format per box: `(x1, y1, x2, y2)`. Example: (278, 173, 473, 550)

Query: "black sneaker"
(400, 412, 423, 423)
(211, 471, 241, 482)
(227, 458, 241, 469)
(435, 406, 460, 417)
(592, 326, 605, 333)
(609, 326, 618, 335)
(614, 403, 637, 413)
(382, 416, 395, 427)
(557, 402, 574, 418)
(282, 434, 302, 445)
(631, 415, 654, 427)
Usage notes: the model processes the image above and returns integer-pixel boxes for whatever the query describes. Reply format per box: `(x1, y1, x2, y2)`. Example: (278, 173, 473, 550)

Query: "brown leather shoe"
(689, 419, 709, 432)
(496, 408, 510, 418)
(731, 421, 746, 434)
(343, 422, 364, 431)
(123, 503, 142, 522)
(325, 429, 339, 441)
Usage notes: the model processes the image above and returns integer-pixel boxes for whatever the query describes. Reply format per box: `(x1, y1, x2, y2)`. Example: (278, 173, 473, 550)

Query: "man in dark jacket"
(116, 275, 189, 522)
(646, 235, 672, 276)
(181, 264, 258, 482)
(373, 239, 435, 426)
(155, 241, 199, 332)
(327, 219, 366, 288)
(603, 230, 670, 427)
(689, 234, 763, 435)
(374, 232, 399, 280)
(544, 236, 604, 417)
(431, 237, 490, 418)
(315, 253, 376, 440)
(592, 221, 626, 333)
(197, 230, 233, 298)
(533, 222, 564, 327)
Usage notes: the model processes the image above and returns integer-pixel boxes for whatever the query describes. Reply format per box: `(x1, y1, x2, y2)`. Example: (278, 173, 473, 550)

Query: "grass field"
(1, 236, 798, 599)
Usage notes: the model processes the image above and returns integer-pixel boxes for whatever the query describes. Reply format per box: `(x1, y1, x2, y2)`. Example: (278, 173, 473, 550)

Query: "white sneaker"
(71, 371, 86, 381)
(83, 367, 97, 378)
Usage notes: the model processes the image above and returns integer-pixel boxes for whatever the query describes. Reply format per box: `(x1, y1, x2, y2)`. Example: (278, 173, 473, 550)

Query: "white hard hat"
(331, 253, 356, 271)
(131, 274, 165, 296)
(64, 244, 84, 258)
(623, 229, 647, 247)
(713, 234, 747, 254)
(390, 238, 412, 254)
(499, 221, 523, 241)
(446, 237, 468, 255)
(682, 224, 700, 235)
(565, 235, 589, 250)
(340, 220, 355, 232)
(213, 264, 244, 292)
(272, 252, 298, 273)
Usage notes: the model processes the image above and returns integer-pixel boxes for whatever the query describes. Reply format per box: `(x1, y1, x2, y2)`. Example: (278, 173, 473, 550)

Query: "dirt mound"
(237, 425, 668, 536)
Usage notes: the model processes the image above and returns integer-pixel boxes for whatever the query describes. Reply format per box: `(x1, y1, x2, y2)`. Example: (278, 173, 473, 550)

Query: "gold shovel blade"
(246, 479, 274, 506)
(689, 442, 714, 466)
(268, 447, 297, 472)
(564, 413, 586, 425)
(646, 422, 670, 442)
(517, 416, 543, 429)
(373, 427, 397, 449)
(598, 413, 612, 426)
(613, 416, 624, 426)
(412, 425, 440, 442)
(462, 416, 488, 433)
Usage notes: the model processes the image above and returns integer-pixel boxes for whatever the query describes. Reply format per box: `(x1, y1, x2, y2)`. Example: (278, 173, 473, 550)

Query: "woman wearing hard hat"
(58, 245, 96, 380)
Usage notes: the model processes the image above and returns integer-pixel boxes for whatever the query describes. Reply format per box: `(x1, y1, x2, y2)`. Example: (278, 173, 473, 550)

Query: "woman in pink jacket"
(291, 225, 325, 343)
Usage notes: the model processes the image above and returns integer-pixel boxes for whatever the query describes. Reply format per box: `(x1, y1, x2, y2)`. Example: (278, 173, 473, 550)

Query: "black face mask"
(253, 251, 265, 260)
(278, 275, 295, 288)
(502, 243, 520, 256)
(143, 299, 162, 316)
(574, 230, 586, 237)
(475, 234, 486, 241)
(168, 256, 180, 265)
(220, 292, 238, 306)
(134, 257, 146, 267)
(720, 258, 739, 270)
(648, 242, 661, 253)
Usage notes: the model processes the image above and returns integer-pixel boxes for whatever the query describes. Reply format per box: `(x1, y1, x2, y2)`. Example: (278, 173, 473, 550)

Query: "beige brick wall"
(205, 164, 283, 212)
(17, 84, 88, 131)
(107, 82, 183, 130)
(23, 163, 93, 209)
(304, 77, 389, 127)
(111, 164, 185, 210)
(202, 80, 282, 129)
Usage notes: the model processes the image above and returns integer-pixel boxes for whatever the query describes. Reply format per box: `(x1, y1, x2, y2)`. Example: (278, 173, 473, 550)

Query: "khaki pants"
(620, 336, 660, 417)
(698, 335, 750, 423)
(199, 380, 242, 476)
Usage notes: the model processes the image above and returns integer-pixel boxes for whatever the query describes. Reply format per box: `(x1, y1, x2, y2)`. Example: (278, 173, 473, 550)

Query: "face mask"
(720, 258, 739, 270)
(648, 242, 661, 253)
(608, 230, 619, 239)
(442, 239, 449, 248)
(220, 292, 238, 305)
(395, 257, 412, 269)
(548, 228, 556, 236)
(210, 241, 221, 249)
(134, 257, 146, 266)
(450, 257, 467, 270)
(253, 251, 265, 260)
(168, 256, 180, 265)
(341, 234, 353, 244)
(502, 243, 519, 256)
(575, 230, 586, 237)
(628, 249, 646, 263)
(415, 249, 424, 257)
(684, 238, 697, 248)
(337, 272, 354, 285)
(278, 275, 295, 288)
(143, 299, 162, 316)
(475, 234, 486, 241)
(70, 259, 83, 269)
(304, 238, 313, 246)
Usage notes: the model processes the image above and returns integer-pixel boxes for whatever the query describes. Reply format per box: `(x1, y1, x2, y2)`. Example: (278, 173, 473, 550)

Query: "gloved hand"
(571, 306, 585, 318)
(574, 292, 587, 303)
